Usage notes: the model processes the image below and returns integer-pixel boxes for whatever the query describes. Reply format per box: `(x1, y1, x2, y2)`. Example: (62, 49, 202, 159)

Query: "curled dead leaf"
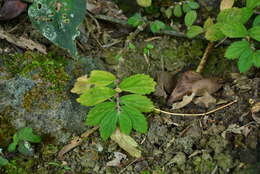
(168, 71, 202, 104)
(168, 71, 222, 109)
(0, 0, 27, 21)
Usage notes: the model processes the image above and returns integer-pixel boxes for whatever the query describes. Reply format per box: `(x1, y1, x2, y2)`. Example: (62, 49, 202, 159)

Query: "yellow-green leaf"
(220, 0, 234, 10)
(89, 70, 116, 86)
(205, 23, 225, 41)
(119, 74, 156, 95)
(77, 87, 116, 106)
(71, 75, 91, 94)
(120, 94, 154, 112)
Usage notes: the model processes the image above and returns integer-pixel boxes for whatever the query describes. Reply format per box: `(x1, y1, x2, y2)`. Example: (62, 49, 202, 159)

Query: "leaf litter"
(166, 71, 222, 109)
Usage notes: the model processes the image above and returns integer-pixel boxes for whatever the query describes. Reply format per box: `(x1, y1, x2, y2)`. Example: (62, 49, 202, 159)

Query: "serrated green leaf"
(217, 7, 253, 24)
(173, 4, 182, 17)
(224, 40, 250, 59)
(118, 111, 132, 135)
(119, 74, 156, 95)
(17, 127, 41, 143)
(0, 156, 9, 167)
(246, 0, 260, 9)
(205, 23, 225, 41)
(186, 25, 204, 38)
(89, 70, 116, 86)
(185, 10, 197, 27)
(150, 20, 166, 33)
(122, 106, 148, 133)
(99, 110, 118, 140)
(253, 50, 260, 67)
(249, 26, 260, 41)
(240, 7, 254, 24)
(203, 17, 214, 29)
(28, 0, 85, 56)
(238, 47, 254, 73)
(120, 94, 154, 112)
(86, 102, 116, 126)
(187, 1, 200, 9)
(182, 3, 191, 13)
(253, 15, 260, 27)
(220, 23, 248, 38)
(77, 87, 116, 106)
(128, 13, 144, 27)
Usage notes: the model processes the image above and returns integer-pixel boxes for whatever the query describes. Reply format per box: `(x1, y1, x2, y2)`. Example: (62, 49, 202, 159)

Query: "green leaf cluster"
(0, 156, 9, 167)
(127, 13, 166, 33)
(194, 0, 260, 73)
(7, 127, 41, 155)
(73, 71, 156, 140)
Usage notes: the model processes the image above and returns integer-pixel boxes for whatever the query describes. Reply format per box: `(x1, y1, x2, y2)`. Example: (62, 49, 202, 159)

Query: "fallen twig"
(57, 126, 98, 160)
(196, 42, 214, 74)
(0, 27, 47, 54)
(154, 100, 237, 117)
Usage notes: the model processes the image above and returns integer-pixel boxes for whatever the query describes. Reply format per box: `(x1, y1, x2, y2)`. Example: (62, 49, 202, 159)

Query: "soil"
(0, 0, 260, 174)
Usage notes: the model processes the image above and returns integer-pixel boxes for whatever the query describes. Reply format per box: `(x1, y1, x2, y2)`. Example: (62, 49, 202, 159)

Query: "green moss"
(2, 51, 70, 91)
(0, 107, 16, 147)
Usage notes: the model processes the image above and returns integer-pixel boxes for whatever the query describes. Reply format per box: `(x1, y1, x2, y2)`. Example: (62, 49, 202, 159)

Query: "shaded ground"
(0, 0, 260, 174)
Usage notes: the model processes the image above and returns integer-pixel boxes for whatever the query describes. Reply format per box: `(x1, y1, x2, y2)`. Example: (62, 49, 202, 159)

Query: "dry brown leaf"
(0, 28, 47, 54)
(220, 0, 234, 10)
(172, 93, 195, 110)
(111, 129, 141, 158)
(168, 71, 202, 104)
(154, 71, 175, 99)
(70, 75, 91, 94)
(193, 92, 217, 108)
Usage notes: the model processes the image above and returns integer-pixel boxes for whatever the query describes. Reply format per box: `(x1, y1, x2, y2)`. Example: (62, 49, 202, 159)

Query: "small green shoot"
(8, 127, 41, 155)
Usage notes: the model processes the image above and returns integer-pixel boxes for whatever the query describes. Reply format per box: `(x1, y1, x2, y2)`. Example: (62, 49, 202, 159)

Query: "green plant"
(71, 70, 156, 140)
(28, 0, 85, 57)
(8, 127, 41, 155)
(0, 156, 9, 167)
(143, 43, 154, 56)
(127, 13, 166, 33)
(187, 0, 260, 72)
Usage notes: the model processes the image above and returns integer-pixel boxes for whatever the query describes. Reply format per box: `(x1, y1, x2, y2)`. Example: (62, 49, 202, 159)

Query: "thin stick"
(196, 42, 214, 73)
(154, 100, 237, 117)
